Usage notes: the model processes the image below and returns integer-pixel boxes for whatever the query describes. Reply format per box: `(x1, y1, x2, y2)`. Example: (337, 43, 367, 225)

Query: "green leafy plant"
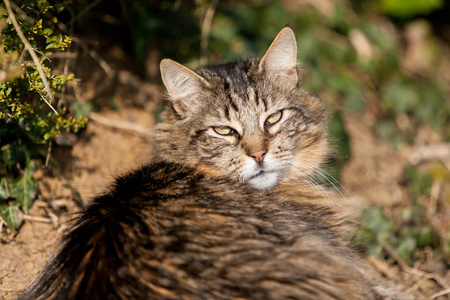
(354, 166, 445, 266)
(0, 160, 38, 230)
(0, 0, 87, 230)
(354, 204, 441, 265)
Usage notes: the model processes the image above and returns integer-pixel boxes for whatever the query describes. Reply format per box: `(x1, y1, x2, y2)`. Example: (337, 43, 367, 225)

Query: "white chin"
(248, 172, 279, 190)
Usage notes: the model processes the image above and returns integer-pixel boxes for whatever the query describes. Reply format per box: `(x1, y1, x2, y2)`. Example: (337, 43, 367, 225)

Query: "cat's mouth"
(241, 155, 283, 190)
(250, 170, 273, 180)
(245, 169, 280, 190)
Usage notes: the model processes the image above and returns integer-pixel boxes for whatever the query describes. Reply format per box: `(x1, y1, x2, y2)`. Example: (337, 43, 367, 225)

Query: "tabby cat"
(19, 27, 405, 300)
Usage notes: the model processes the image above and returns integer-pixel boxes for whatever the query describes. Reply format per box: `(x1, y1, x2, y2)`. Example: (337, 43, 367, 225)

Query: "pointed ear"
(160, 59, 205, 115)
(259, 27, 298, 78)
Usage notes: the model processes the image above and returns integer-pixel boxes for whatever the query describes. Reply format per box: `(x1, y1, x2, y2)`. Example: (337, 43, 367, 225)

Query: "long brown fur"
(19, 27, 406, 300)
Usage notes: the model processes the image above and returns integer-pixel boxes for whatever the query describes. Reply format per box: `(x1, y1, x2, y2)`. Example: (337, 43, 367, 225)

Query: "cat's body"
(20, 162, 392, 300)
(20, 28, 404, 299)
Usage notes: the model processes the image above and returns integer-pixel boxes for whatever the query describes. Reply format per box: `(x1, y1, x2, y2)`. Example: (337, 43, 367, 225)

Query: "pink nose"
(250, 150, 267, 163)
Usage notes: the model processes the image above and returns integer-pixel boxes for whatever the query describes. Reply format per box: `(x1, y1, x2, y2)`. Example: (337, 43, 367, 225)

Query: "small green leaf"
(360, 205, 395, 242)
(44, 132, 52, 140)
(0, 188, 7, 201)
(0, 177, 14, 201)
(415, 226, 440, 248)
(10, 161, 39, 212)
(0, 204, 23, 230)
(43, 28, 53, 36)
(46, 43, 58, 49)
(395, 237, 416, 265)
(381, 78, 419, 115)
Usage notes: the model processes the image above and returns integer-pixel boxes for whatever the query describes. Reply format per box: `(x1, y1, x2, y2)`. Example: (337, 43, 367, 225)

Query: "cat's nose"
(250, 150, 267, 163)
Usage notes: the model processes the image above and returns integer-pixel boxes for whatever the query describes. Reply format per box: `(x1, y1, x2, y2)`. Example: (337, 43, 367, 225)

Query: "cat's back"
(20, 162, 390, 300)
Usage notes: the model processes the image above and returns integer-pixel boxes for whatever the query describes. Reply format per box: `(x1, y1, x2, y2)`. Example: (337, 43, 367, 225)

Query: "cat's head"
(156, 27, 328, 190)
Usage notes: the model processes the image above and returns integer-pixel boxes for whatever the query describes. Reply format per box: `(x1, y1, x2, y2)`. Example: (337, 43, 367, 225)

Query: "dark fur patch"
(19, 163, 394, 300)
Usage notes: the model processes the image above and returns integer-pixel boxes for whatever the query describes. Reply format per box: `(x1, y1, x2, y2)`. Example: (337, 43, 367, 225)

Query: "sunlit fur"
(154, 58, 328, 191)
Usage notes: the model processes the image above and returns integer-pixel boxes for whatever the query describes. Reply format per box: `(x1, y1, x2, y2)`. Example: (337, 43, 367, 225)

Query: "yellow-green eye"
(213, 126, 233, 135)
(265, 111, 282, 125)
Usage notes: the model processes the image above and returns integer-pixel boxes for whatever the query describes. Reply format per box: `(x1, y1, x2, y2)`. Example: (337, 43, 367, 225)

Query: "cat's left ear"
(160, 59, 206, 115)
(259, 27, 298, 80)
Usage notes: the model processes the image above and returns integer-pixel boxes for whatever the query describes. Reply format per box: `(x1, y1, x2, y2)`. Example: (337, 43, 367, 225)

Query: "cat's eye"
(265, 111, 282, 125)
(213, 126, 234, 135)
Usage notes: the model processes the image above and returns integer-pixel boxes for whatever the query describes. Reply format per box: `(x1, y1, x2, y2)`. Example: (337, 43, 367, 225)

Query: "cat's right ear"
(160, 59, 205, 115)
(259, 27, 298, 80)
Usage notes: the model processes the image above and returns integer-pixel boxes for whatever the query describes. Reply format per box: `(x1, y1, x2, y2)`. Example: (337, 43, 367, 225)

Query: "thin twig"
(47, 209, 59, 227)
(410, 143, 450, 166)
(1, 177, 10, 197)
(23, 214, 52, 223)
(378, 238, 410, 270)
(379, 239, 450, 291)
(430, 287, 450, 299)
(0, 288, 21, 293)
(200, 0, 220, 66)
(67, 0, 103, 25)
(405, 275, 433, 296)
(56, 19, 112, 74)
(87, 46, 112, 74)
(64, 35, 112, 74)
(48, 52, 78, 59)
(9, 1, 34, 24)
(89, 112, 153, 136)
(44, 139, 53, 167)
(0, 215, 5, 238)
(4, 0, 58, 115)
(0, 20, 7, 70)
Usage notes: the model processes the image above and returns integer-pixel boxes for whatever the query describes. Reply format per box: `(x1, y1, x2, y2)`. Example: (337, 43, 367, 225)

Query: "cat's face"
(156, 28, 328, 190)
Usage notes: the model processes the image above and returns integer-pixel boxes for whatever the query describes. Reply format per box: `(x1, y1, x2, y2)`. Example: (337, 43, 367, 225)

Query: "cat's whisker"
(293, 159, 352, 208)
(300, 173, 336, 209)
(299, 158, 348, 191)
(293, 150, 348, 192)
(295, 159, 348, 195)
(290, 161, 336, 209)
